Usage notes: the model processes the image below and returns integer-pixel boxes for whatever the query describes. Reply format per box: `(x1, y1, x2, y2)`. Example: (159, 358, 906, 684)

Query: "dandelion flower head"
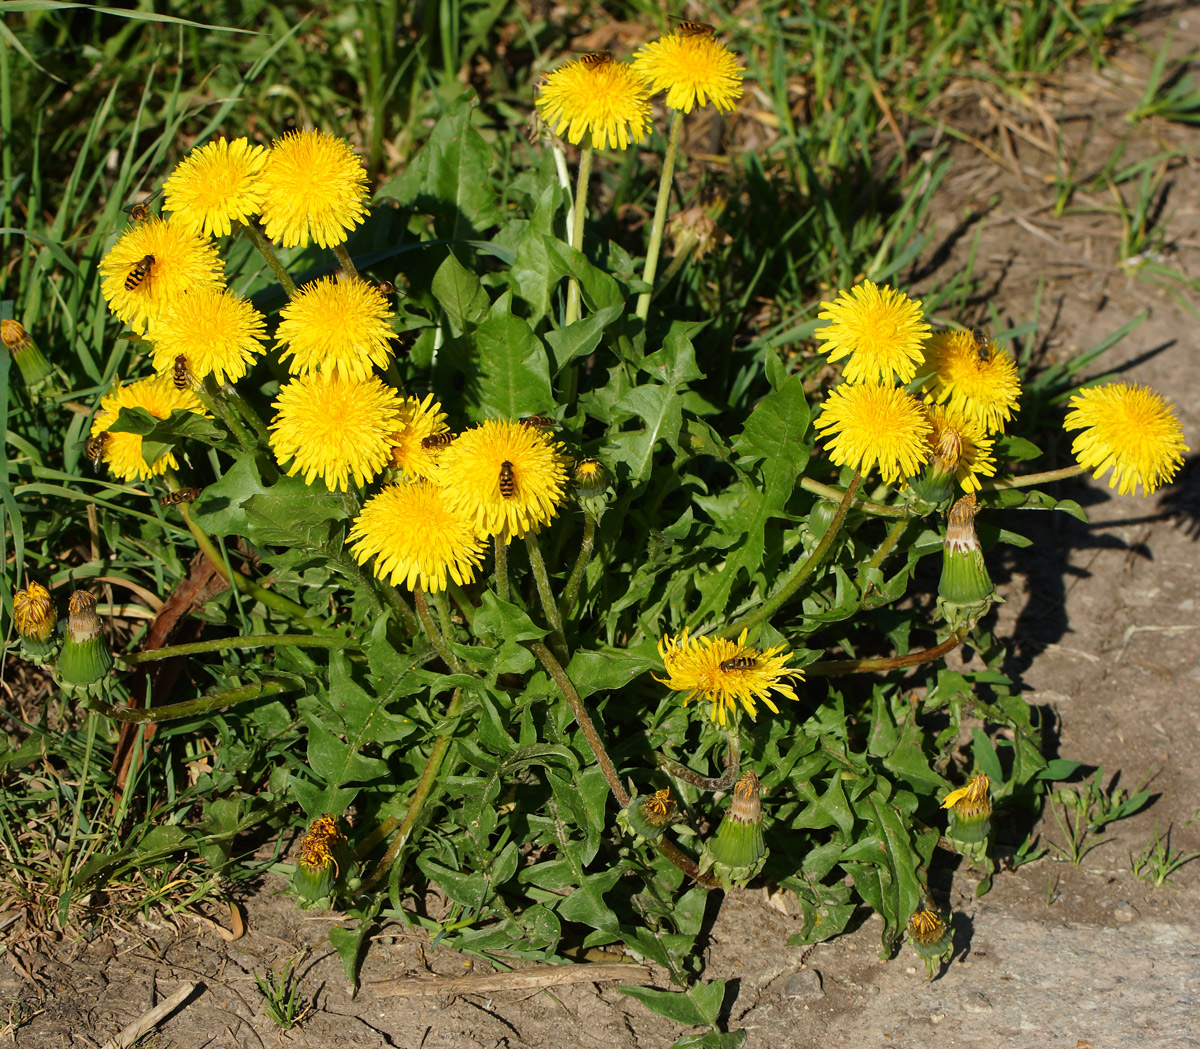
(90, 376, 208, 481)
(436, 418, 570, 541)
(98, 217, 224, 334)
(536, 54, 653, 150)
(925, 404, 996, 493)
(349, 480, 487, 593)
(656, 627, 800, 726)
(162, 137, 267, 238)
(1063, 382, 1188, 497)
(275, 277, 394, 381)
(922, 329, 1021, 434)
(148, 286, 267, 385)
(631, 28, 745, 113)
(814, 383, 932, 485)
(817, 281, 931, 386)
(387, 394, 451, 481)
(269, 372, 403, 491)
(258, 129, 369, 249)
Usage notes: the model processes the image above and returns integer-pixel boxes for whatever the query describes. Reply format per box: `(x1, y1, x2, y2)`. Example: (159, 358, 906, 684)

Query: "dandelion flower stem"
(221, 381, 273, 448)
(432, 588, 455, 641)
(799, 475, 907, 518)
(241, 219, 297, 298)
(561, 512, 597, 619)
(415, 587, 462, 672)
(806, 631, 965, 677)
(360, 687, 465, 888)
(530, 639, 717, 887)
(118, 633, 356, 665)
(726, 469, 863, 637)
(332, 242, 362, 283)
(659, 730, 741, 792)
(447, 580, 477, 629)
(88, 678, 294, 724)
(565, 144, 593, 326)
(553, 143, 575, 230)
(636, 109, 684, 321)
(330, 545, 419, 635)
(524, 531, 568, 663)
(200, 374, 256, 452)
(178, 504, 331, 632)
(984, 465, 1087, 491)
(860, 517, 910, 581)
(494, 536, 511, 603)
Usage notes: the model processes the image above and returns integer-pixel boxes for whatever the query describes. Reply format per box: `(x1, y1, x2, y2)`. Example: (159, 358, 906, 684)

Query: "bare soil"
(4, 10, 1199, 1049)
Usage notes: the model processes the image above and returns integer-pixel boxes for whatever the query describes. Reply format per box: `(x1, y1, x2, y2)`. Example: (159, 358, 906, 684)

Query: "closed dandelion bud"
(620, 787, 678, 842)
(942, 773, 993, 844)
(936, 493, 997, 632)
(292, 814, 352, 903)
(907, 906, 953, 980)
(907, 423, 959, 506)
(702, 770, 767, 886)
(12, 581, 56, 656)
(57, 591, 113, 685)
(572, 457, 612, 515)
(2, 318, 54, 391)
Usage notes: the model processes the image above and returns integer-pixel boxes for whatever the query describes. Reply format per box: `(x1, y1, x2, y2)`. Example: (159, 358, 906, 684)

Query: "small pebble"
(781, 968, 824, 1001)
(962, 992, 994, 1014)
(1113, 901, 1138, 923)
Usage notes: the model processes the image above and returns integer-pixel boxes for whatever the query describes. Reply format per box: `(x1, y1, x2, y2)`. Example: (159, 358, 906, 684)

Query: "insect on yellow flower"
(536, 55, 653, 150)
(631, 27, 745, 113)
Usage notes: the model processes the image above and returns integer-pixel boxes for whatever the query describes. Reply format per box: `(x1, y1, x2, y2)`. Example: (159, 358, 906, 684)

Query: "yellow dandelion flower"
(941, 773, 991, 814)
(817, 281, 931, 386)
(536, 56, 653, 150)
(161, 137, 267, 238)
(269, 373, 403, 491)
(90, 376, 208, 481)
(349, 480, 487, 593)
(1063, 382, 1188, 497)
(436, 418, 570, 541)
(631, 30, 744, 113)
(13, 581, 55, 644)
(258, 129, 369, 249)
(148, 286, 267, 386)
(387, 394, 451, 481)
(98, 217, 224, 335)
(925, 404, 996, 493)
(275, 277, 394, 381)
(922, 330, 1021, 434)
(814, 383, 932, 485)
(656, 627, 799, 726)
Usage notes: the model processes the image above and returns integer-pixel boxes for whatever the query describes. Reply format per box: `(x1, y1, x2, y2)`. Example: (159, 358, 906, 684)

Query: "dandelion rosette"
(536, 56, 653, 150)
(349, 480, 487, 593)
(813, 383, 932, 485)
(98, 217, 225, 334)
(258, 129, 369, 249)
(275, 277, 394, 381)
(269, 373, 403, 491)
(149, 286, 267, 385)
(436, 419, 570, 541)
(162, 137, 267, 238)
(925, 404, 996, 493)
(631, 30, 744, 113)
(1063, 382, 1188, 496)
(90, 376, 208, 481)
(922, 330, 1021, 434)
(387, 394, 451, 481)
(655, 627, 800, 726)
(817, 281, 931, 386)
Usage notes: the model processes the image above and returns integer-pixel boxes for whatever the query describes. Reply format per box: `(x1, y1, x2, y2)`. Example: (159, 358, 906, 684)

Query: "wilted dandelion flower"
(258, 129, 369, 249)
(817, 281, 931, 386)
(269, 373, 403, 491)
(349, 480, 486, 593)
(1063, 382, 1187, 496)
(437, 419, 570, 541)
(98, 217, 224, 334)
(275, 277, 394, 381)
(387, 394, 451, 481)
(922, 330, 1021, 434)
(536, 55, 653, 150)
(162, 137, 267, 238)
(656, 627, 800, 726)
(149, 286, 267, 385)
(813, 383, 932, 485)
(13, 581, 55, 645)
(925, 404, 996, 494)
(90, 376, 208, 481)
(631, 29, 744, 113)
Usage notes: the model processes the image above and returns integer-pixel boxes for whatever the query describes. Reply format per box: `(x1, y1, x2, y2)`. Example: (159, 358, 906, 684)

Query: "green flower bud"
(937, 494, 998, 632)
(619, 787, 678, 842)
(2, 319, 54, 393)
(57, 591, 113, 685)
(942, 773, 993, 844)
(701, 770, 767, 887)
(907, 906, 953, 979)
